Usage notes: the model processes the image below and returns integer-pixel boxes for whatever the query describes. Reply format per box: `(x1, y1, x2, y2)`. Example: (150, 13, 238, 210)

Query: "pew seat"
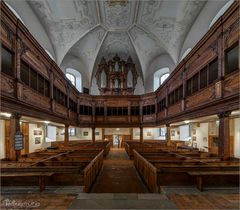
(188, 171, 239, 191)
(1, 172, 54, 191)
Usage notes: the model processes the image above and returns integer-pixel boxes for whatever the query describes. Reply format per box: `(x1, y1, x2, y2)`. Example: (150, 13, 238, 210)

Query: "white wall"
(61, 54, 89, 90)
(105, 128, 130, 136)
(0, 120, 5, 159)
(234, 118, 240, 158)
(145, 54, 175, 93)
(132, 128, 166, 140)
(143, 128, 161, 140)
(193, 123, 209, 152)
(170, 127, 180, 141)
(29, 123, 51, 153)
(56, 127, 103, 141)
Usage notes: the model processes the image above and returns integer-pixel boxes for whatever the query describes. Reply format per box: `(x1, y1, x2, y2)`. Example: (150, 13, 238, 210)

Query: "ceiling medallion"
(107, 0, 128, 7)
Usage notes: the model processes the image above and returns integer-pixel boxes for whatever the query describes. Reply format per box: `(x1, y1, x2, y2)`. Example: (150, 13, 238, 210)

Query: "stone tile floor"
(1, 186, 239, 209)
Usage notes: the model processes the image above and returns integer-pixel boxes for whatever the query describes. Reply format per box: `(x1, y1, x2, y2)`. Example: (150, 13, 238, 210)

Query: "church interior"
(0, 0, 239, 209)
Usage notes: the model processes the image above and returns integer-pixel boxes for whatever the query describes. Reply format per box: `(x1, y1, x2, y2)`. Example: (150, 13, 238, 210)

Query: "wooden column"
(140, 126, 143, 144)
(50, 70, 54, 112)
(92, 127, 96, 144)
(166, 124, 171, 146)
(102, 128, 105, 141)
(64, 124, 69, 144)
(140, 102, 143, 123)
(128, 101, 131, 123)
(9, 113, 21, 160)
(21, 122, 29, 155)
(130, 128, 133, 140)
(218, 111, 231, 160)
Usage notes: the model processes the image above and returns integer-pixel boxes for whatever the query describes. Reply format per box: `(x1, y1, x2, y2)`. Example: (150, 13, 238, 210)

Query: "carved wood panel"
(185, 86, 215, 109)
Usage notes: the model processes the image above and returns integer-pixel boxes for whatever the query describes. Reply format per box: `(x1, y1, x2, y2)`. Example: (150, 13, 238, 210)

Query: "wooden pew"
(1, 148, 105, 192)
(188, 171, 239, 191)
(133, 149, 240, 192)
(1, 172, 54, 191)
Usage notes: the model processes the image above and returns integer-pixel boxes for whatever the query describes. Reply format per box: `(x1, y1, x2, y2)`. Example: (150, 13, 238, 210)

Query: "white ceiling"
(27, 0, 206, 80)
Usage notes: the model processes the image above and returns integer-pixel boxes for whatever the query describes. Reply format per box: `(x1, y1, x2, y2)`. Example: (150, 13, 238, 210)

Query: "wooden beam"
(64, 124, 69, 144)
(92, 127, 96, 144)
(218, 111, 231, 160)
(102, 128, 105, 141)
(9, 113, 21, 160)
(166, 124, 171, 146)
(140, 126, 143, 144)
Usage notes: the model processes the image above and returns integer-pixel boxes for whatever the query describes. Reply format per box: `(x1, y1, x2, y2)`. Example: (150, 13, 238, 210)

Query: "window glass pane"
(208, 59, 218, 84)
(192, 73, 199, 93)
(200, 67, 207, 89)
(68, 128, 76, 136)
(38, 74, 44, 95)
(225, 44, 238, 75)
(174, 89, 179, 102)
(2, 47, 13, 76)
(160, 73, 170, 85)
(20, 61, 29, 85)
(30, 68, 38, 91)
(44, 80, 50, 97)
(186, 78, 192, 96)
(179, 86, 183, 100)
(66, 73, 76, 86)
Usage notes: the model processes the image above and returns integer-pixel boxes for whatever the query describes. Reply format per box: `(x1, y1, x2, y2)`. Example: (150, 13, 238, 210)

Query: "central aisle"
(91, 148, 148, 193)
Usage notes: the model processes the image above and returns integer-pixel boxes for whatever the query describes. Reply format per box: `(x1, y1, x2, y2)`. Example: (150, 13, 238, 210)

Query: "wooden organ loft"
(95, 55, 138, 95)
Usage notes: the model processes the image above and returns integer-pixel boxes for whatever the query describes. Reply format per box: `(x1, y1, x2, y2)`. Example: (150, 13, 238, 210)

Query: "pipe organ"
(95, 54, 138, 95)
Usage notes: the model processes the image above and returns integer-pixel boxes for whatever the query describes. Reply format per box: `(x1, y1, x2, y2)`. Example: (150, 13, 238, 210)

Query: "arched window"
(5, 2, 25, 25)
(66, 73, 76, 86)
(180, 48, 192, 61)
(160, 73, 170, 85)
(153, 67, 170, 91)
(65, 68, 82, 92)
(209, 0, 234, 29)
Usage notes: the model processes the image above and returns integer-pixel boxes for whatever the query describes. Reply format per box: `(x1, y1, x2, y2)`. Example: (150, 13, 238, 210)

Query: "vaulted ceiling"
(27, 0, 207, 80)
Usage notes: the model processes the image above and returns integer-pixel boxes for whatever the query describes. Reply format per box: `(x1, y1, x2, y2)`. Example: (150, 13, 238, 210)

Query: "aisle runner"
(91, 148, 148, 193)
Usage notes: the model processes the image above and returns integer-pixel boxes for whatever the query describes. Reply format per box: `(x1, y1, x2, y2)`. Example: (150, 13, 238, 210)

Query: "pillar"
(92, 127, 96, 144)
(130, 128, 133, 140)
(166, 124, 171, 146)
(64, 124, 69, 144)
(140, 126, 143, 144)
(102, 128, 105, 141)
(9, 113, 21, 160)
(218, 111, 231, 160)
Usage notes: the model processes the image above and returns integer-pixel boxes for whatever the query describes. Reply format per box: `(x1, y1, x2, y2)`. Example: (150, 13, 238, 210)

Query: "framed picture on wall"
(35, 137, 41, 144)
(95, 131, 100, 136)
(160, 128, 166, 136)
(34, 130, 42, 135)
(147, 132, 151, 137)
(171, 130, 175, 137)
(135, 131, 140, 136)
(83, 131, 88, 136)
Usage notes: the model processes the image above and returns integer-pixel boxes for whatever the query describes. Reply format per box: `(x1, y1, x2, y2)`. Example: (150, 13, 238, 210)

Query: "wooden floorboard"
(91, 148, 149, 193)
(170, 193, 240, 209)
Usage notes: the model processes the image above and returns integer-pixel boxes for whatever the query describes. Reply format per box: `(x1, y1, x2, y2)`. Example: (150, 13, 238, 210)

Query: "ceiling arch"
(24, 0, 208, 83)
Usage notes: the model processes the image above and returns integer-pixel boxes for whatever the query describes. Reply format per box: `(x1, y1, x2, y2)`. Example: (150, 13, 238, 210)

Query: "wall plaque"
(14, 131, 24, 150)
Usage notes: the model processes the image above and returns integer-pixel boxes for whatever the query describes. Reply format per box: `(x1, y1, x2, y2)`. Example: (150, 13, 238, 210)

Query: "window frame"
(66, 73, 76, 86)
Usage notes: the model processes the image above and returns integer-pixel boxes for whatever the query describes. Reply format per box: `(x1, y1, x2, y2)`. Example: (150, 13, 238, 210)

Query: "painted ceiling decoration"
(28, 0, 207, 82)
